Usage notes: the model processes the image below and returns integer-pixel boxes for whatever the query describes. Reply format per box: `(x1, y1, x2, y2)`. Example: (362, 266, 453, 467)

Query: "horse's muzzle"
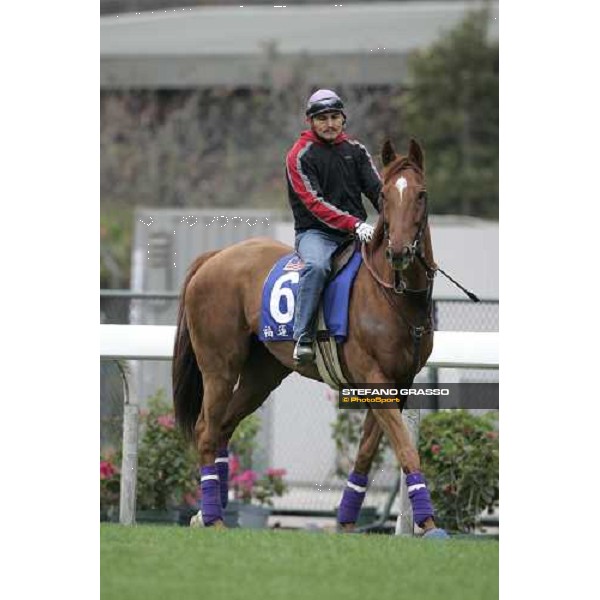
(386, 246, 414, 271)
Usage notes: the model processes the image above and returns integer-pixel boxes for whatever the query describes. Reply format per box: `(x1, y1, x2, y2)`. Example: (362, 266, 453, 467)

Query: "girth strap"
(314, 306, 349, 390)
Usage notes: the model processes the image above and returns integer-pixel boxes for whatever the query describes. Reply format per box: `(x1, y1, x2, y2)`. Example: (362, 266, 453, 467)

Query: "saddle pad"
(258, 250, 362, 343)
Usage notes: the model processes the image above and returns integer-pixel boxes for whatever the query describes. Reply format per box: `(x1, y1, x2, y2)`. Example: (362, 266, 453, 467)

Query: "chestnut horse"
(173, 139, 447, 537)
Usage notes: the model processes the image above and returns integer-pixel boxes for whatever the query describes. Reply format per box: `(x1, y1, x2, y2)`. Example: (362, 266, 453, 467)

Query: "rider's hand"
(355, 221, 375, 243)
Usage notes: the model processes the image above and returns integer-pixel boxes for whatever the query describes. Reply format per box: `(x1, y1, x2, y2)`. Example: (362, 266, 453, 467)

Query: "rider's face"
(310, 111, 344, 142)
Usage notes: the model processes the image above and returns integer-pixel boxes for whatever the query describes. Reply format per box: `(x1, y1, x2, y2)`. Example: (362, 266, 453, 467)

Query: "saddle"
(329, 237, 358, 279)
(258, 237, 361, 388)
(313, 237, 358, 389)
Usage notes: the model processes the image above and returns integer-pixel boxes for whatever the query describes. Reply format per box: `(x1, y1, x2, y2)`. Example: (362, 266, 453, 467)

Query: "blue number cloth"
(259, 250, 362, 343)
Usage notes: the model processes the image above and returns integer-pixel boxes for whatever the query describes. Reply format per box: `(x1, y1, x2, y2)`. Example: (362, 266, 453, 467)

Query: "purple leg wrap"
(215, 448, 229, 509)
(406, 472, 435, 527)
(200, 465, 222, 526)
(338, 472, 368, 524)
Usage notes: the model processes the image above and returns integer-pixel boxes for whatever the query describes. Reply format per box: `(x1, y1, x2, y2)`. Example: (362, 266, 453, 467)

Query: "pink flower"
(232, 470, 257, 492)
(266, 468, 287, 479)
(238, 470, 258, 484)
(157, 414, 175, 429)
(431, 444, 441, 455)
(229, 455, 240, 477)
(101, 460, 116, 480)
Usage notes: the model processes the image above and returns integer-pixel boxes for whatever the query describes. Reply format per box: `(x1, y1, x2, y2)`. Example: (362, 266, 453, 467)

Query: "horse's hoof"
(190, 510, 204, 528)
(422, 528, 450, 539)
(189, 510, 226, 529)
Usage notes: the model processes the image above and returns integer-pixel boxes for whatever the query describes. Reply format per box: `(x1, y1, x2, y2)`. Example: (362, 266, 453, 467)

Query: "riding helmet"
(305, 89, 347, 120)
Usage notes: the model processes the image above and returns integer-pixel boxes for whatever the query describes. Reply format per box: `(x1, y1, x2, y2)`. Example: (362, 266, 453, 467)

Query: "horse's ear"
(408, 138, 424, 170)
(381, 139, 397, 167)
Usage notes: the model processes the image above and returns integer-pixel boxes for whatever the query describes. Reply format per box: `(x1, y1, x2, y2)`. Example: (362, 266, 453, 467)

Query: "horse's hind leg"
(194, 371, 241, 527)
(215, 339, 291, 508)
(187, 314, 250, 527)
(220, 339, 291, 446)
(338, 409, 383, 532)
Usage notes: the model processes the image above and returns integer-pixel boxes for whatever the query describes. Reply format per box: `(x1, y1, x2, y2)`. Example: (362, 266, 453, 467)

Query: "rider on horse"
(286, 89, 382, 363)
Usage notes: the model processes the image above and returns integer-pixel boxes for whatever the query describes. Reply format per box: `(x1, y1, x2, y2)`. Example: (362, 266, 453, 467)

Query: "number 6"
(269, 272, 299, 324)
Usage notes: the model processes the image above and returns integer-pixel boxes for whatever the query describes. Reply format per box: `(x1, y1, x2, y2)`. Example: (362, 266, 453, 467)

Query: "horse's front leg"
(338, 409, 383, 532)
(366, 378, 447, 538)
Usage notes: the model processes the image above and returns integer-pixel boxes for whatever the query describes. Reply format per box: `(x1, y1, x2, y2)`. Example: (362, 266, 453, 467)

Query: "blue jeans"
(293, 229, 349, 342)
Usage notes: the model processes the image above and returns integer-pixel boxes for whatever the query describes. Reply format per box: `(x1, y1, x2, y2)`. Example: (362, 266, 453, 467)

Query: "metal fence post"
(395, 408, 420, 536)
(118, 363, 139, 525)
(431, 299, 440, 411)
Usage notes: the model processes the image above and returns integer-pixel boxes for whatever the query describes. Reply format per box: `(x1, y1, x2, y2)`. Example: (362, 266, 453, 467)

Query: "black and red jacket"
(285, 130, 382, 234)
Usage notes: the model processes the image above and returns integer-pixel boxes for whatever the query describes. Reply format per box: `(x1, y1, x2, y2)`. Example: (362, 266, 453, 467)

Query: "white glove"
(355, 222, 375, 243)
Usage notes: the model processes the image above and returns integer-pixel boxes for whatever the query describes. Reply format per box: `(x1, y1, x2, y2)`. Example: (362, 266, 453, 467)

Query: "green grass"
(101, 524, 498, 600)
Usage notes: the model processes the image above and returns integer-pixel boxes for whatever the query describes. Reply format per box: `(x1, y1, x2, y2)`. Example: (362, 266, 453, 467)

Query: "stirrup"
(293, 340, 315, 363)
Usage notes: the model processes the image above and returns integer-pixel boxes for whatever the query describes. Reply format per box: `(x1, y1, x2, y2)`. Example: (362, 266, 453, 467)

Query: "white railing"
(101, 325, 499, 367)
(100, 325, 499, 528)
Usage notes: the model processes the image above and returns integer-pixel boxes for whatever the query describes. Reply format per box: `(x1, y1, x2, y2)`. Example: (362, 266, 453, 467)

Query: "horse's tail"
(173, 250, 221, 442)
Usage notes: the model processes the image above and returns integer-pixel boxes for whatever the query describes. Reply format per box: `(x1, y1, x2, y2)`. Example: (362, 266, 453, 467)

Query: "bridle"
(360, 160, 480, 376)
(363, 161, 436, 293)
(364, 163, 481, 306)
(383, 189, 434, 295)
(361, 161, 436, 375)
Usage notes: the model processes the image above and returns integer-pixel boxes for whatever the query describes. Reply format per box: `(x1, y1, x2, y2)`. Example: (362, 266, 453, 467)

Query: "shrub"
(136, 390, 199, 511)
(100, 452, 121, 518)
(418, 410, 499, 532)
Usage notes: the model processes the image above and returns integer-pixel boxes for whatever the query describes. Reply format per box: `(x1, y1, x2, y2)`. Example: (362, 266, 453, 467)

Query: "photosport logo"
(338, 383, 499, 410)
